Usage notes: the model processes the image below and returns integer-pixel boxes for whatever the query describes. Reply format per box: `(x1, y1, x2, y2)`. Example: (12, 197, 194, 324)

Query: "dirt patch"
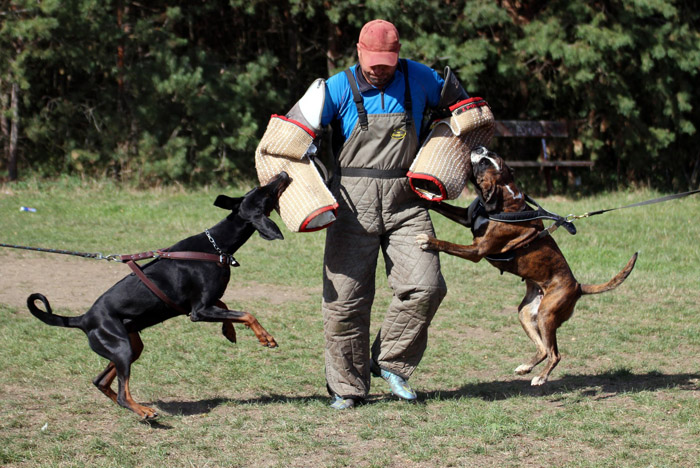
(0, 252, 316, 311)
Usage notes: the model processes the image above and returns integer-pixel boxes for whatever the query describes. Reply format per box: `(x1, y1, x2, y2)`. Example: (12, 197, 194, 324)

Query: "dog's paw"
(530, 376, 547, 386)
(261, 334, 278, 348)
(514, 364, 532, 375)
(415, 234, 432, 250)
(137, 405, 159, 420)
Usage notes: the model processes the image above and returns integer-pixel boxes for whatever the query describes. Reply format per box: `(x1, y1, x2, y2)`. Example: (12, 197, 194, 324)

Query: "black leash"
(0, 233, 239, 316)
(0, 228, 240, 266)
(482, 188, 699, 239)
(566, 188, 700, 221)
(0, 243, 122, 261)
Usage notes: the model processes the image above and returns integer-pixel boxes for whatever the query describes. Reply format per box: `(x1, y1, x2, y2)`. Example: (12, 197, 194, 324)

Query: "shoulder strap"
(401, 59, 412, 125)
(344, 68, 368, 131)
(126, 260, 189, 315)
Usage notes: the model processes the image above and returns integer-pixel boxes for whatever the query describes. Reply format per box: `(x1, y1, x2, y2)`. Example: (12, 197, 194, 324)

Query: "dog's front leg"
(429, 202, 471, 227)
(221, 320, 237, 343)
(190, 305, 277, 348)
(415, 234, 485, 263)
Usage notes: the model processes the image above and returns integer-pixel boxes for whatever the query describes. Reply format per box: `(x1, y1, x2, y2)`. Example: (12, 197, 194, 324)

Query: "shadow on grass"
(153, 369, 699, 415)
(154, 395, 329, 416)
(423, 369, 700, 402)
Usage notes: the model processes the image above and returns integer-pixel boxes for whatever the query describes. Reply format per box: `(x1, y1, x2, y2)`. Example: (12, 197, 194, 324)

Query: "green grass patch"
(1, 178, 699, 467)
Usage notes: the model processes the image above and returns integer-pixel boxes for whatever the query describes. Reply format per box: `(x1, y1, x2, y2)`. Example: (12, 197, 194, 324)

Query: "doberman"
(27, 172, 291, 419)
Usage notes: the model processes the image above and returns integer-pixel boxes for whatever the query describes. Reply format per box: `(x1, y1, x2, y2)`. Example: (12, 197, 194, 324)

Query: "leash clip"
(217, 253, 239, 267)
(566, 213, 589, 222)
(94, 252, 124, 262)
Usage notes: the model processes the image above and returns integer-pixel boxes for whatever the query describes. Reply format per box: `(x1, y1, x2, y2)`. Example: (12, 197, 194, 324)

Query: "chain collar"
(205, 229, 240, 267)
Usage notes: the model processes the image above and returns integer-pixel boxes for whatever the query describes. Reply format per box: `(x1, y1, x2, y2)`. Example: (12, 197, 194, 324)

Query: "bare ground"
(0, 251, 313, 311)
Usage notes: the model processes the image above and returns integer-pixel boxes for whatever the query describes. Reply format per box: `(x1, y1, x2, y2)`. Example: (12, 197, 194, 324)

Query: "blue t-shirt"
(321, 60, 445, 140)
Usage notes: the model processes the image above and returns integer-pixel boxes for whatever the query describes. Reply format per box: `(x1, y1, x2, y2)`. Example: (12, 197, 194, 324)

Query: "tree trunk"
(8, 81, 19, 181)
(326, 21, 342, 77)
(0, 80, 8, 175)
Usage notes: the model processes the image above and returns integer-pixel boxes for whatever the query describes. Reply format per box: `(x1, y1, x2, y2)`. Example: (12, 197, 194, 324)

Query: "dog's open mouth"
(275, 171, 291, 196)
(266, 171, 292, 215)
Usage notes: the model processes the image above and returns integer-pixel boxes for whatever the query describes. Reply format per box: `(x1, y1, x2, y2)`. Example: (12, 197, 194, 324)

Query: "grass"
(1, 177, 699, 467)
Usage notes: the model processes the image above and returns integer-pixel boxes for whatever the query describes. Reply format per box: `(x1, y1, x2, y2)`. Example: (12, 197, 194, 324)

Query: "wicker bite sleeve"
(408, 97, 495, 201)
(255, 115, 338, 233)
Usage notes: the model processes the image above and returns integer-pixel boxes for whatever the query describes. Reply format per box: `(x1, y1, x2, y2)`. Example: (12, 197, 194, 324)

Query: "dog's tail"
(580, 252, 638, 295)
(27, 293, 82, 329)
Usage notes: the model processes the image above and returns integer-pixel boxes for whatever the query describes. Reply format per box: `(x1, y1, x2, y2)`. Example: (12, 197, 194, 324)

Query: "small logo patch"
(391, 128, 407, 140)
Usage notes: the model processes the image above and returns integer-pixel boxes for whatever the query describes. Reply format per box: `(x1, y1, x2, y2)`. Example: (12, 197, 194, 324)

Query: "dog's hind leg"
(118, 376, 157, 419)
(118, 333, 159, 419)
(93, 362, 118, 403)
(88, 326, 157, 419)
(529, 293, 575, 386)
(514, 281, 547, 377)
(92, 333, 144, 404)
(113, 353, 158, 420)
(530, 322, 561, 386)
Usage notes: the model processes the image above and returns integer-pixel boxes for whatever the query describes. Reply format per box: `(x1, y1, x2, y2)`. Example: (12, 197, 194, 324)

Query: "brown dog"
(416, 146, 637, 386)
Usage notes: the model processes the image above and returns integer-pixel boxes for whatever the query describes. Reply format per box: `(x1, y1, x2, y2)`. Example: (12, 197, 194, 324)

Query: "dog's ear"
(500, 161, 515, 184)
(214, 195, 243, 211)
(474, 169, 500, 212)
(481, 181, 500, 212)
(252, 216, 284, 241)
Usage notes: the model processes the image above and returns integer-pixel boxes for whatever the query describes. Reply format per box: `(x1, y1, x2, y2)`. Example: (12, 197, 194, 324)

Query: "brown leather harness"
(120, 249, 237, 315)
(120, 229, 239, 315)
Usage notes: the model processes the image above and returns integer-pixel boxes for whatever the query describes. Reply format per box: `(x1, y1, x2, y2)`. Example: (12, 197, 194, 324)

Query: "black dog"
(27, 172, 291, 419)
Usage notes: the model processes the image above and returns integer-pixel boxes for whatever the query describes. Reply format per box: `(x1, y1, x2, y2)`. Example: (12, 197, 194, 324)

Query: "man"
(319, 19, 462, 409)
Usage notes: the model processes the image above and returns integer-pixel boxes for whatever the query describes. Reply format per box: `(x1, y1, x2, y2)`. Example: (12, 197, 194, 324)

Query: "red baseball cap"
(357, 19, 401, 67)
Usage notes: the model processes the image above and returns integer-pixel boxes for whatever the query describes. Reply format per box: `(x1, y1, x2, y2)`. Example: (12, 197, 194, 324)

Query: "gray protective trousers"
(322, 111, 447, 400)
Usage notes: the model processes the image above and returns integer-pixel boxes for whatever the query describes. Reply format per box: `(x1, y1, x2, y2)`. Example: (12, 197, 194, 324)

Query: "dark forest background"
(1, 0, 698, 191)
